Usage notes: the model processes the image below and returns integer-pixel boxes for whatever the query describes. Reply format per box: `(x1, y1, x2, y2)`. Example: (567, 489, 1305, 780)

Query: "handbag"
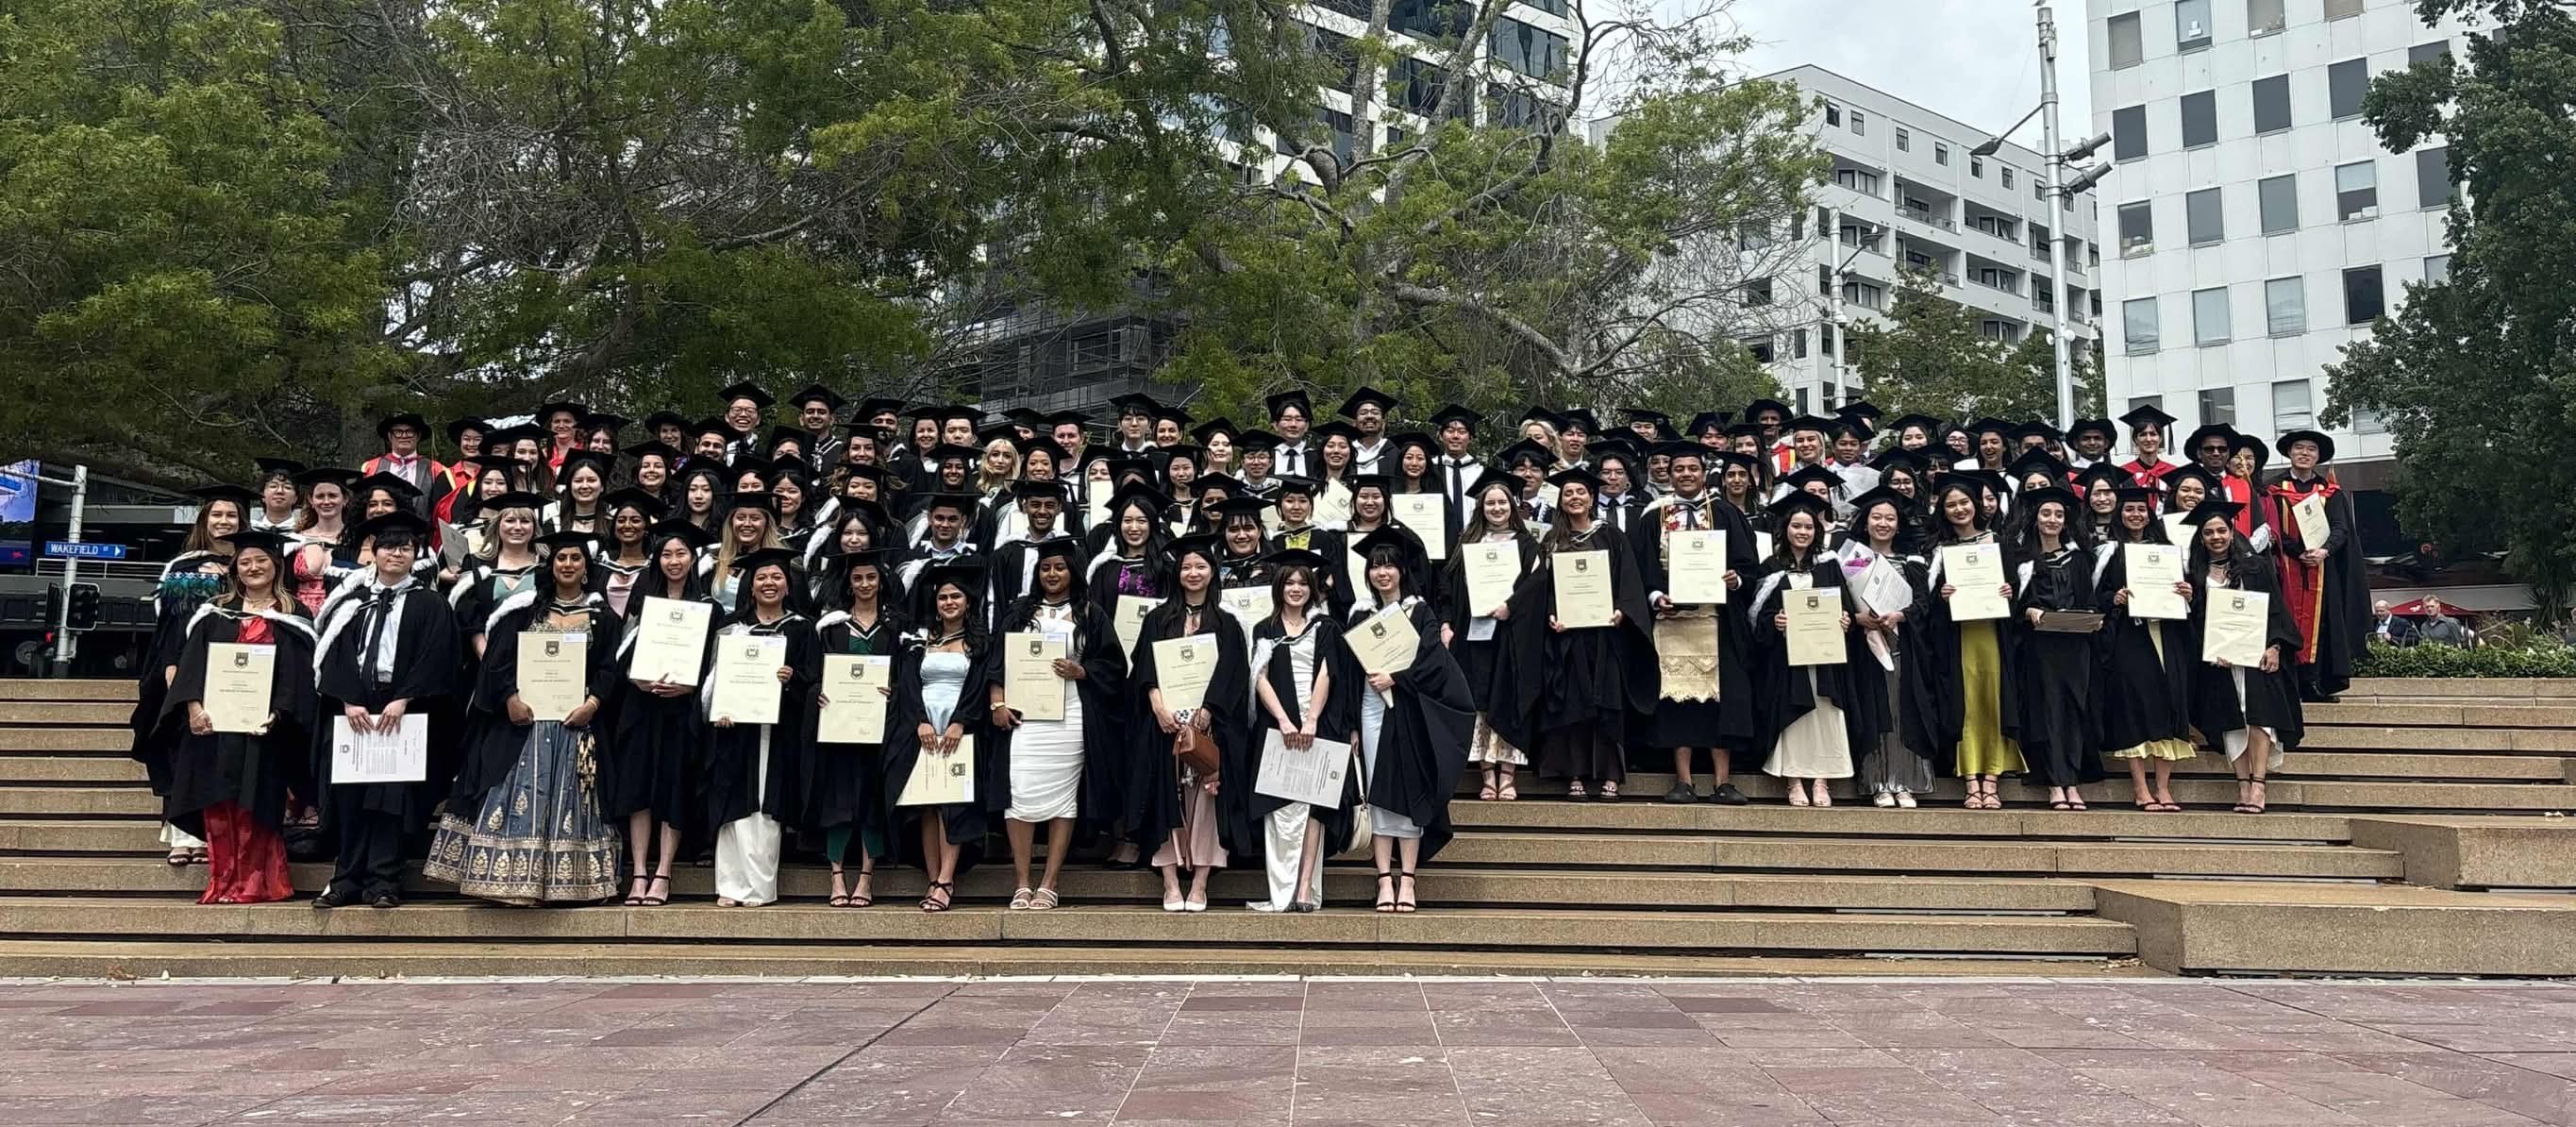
(1171, 722, 1222, 777)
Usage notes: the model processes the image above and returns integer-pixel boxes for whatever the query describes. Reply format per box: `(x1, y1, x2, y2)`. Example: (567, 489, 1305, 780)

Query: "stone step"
(2347, 677, 2576, 699)
(2301, 724, 2576, 752)
(0, 787, 158, 816)
(2093, 881, 2576, 976)
(2307, 701, 2576, 729)
(0, 758, 149, 784)
(0, 729, 133, 752)
(0, 681, 134, 702)
(1449, 803, 2352, 842)
(1438, 833, 2400, 879)
(0, 857, 2100, 913)
(0, 898, 2139, 956)
(0, 939, 2149, 980)
(1479, 773, 2576, 814)
(0, 702, 131, 726)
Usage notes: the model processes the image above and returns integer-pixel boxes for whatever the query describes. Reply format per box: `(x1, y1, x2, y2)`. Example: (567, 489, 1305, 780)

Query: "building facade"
(1759, 65, 2104, 414)
(2085, 0, 2473, 482)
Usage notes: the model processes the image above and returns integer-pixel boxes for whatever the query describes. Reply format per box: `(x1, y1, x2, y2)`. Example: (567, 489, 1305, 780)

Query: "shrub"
(2356, 640, 2576, 679)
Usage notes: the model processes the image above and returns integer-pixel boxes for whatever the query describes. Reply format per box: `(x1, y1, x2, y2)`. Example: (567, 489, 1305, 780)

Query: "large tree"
(1842, 268, 2102, 425)
(2323, 0, 2576, 620)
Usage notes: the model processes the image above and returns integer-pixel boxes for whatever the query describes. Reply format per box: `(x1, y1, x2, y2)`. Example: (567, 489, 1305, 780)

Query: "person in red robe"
(2264, 430, 2371, 703)
(2115, 404, 2183, 491)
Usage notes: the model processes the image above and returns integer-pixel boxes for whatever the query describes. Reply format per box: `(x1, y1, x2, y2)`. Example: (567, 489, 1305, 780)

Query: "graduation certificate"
(895, 735, 976, 806)
(1552, 549, 1614, 628)
(1665, 530, 1730, 605)
(1004, 631, 1067, 721)
(1112, 595, 1162, 660)
(329, 715, 427, 784)
(1461, 540, 1522, 616)
(1391, 495, 1448, 559)
(2291, 493, 2329, 549)
(202, 643, 275, 733)
(1219, 585, 1273, 633)
(2202, 590, 2270, 667)
(2124, 544, 2187, 620)
(817, 654, 890, 744)
(1254, 731, 1352, 808)
(1151, 634, 1218, 714)
(1941, 545, 2009, 620)
(1784, 588, 1844, 666)
(628, 597, 711, 684)
(516, 631, 587, 721)
(709, 634, 786, 727)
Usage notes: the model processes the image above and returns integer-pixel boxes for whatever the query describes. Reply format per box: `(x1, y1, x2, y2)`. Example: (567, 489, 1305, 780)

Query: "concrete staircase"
(3, 678, 2574, 979)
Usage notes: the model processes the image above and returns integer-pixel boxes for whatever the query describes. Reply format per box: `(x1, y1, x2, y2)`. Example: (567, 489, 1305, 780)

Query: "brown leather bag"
(1171, 728, 1222, 778)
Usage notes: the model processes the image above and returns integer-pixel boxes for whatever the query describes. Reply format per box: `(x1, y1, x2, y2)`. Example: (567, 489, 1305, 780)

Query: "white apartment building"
(1252, 0, 1576, 171)
(2086, 0, 2473, 479)
(1760, 65, 2104, 415)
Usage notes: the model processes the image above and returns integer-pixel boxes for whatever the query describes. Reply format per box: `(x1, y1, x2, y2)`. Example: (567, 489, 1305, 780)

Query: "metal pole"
(50, 464, 88, 677)
(2037, 3, 2076, 430)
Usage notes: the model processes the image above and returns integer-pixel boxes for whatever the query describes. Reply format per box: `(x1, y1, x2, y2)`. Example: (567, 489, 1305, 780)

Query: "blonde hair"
(1521, 420, 1564, 460)
(710, 507, 782, 593)
(975, 438, 1020, 496)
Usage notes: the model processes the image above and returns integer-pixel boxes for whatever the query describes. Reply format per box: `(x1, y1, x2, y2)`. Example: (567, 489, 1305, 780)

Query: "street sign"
(42, 541, 126, 561)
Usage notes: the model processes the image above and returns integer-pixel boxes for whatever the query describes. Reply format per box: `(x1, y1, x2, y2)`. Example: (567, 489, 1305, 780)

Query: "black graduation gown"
(988, 534, 1085, 614)
(2267, 472, 2371, 696)
(1358, 602, 1476, 862)
(2011, 545, 2110, 786)
(986, 597, 1129, 838)
(127, 553, 226, 802)
(449, 595, 625, 814)
(155, 603, 320, 838)
(1877, 552, 1956, 777)
(1266, 526, 1347, 596)
(1230, 615, 1363, 857)
(702, 614, 821, 829)
(314, 581, 462, 828)
(2094, 545, 2197, 754)
(1331, 523, 1422, 618)
(1921, 535, 2025, 765)
(2186, 559, 2308, 751)
(880, 634, 1000, 850)
(1745, 558, 1891, 758)
(1436, 529, 1538, 718)
(810, 609, 902, 844)
(1627, 496, 1764, 760)
(1119, 598, 1252, 856)
(1489, 523, 1660, 754)
(604, 595, 721, 827)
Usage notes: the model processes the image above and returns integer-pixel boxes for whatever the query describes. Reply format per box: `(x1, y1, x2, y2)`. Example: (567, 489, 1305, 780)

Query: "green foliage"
(2326, 0, 2576, 621)
(1843, 269, 2103, 424)
(2355, 639, 2576, 679)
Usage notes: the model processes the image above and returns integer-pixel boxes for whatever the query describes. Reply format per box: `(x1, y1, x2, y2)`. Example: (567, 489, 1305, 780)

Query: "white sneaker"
(1896, 791, 1918, 808)
(1872, 793, 1897, 808)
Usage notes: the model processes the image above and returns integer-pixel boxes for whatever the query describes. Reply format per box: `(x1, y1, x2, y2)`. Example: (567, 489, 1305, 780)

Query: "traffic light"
(65, 582, 100, 631)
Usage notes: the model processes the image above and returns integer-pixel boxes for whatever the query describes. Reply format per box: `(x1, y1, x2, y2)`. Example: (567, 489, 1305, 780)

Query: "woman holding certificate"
(703, 547, 821, 907)
(1123, 535, 1250, 913)
(1746, 493, 1879, 806)
(881, 562, 997, 913)
(425, 531, 623, 904)
(1925, 478, 2025, 810)
(811, 548, 904, 908)
(155, 530, 315, 903)
(1345, 530, 1476, 913)
(1239, 550, 1357, 913)
(1838, 488, 1942, 808)
(606, 520, 720, 908)
(2183, 500, 2305, 815)
(1440, 479, 1539, 799)
(2007, 487, 2109, 810)
(134, 484, 251, 867)
(1492, 469, 1656, 801)
(2098, 488, 2199, 812)
(988, 539, 1127, 911)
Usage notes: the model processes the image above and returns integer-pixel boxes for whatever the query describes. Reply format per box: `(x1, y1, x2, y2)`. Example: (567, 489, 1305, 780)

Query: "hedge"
(2355, 640, 2576, 679)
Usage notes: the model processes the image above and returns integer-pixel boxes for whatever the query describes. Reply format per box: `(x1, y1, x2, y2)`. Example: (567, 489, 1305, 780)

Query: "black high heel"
(1396, 869, 1418, 914)
(1373, 869, 1397, 913)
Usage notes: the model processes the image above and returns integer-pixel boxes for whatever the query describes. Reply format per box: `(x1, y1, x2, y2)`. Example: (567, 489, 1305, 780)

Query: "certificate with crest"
(1391, 495, 1448, 559)
(1552, 549, 1614, 628)
(1004, 631, 1068, 721)
(818, 655, 890, 744)
(516, 631, 588, 721)
(203, 643, 275, 733)
(1665, 530, 1729, 605)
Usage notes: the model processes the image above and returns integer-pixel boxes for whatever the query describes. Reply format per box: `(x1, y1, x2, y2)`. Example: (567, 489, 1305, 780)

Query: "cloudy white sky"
(1718, 0, 2096, 145)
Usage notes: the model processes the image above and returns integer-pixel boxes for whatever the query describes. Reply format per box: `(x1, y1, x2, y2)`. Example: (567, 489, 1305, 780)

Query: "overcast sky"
(1719, 0, 2096, 145)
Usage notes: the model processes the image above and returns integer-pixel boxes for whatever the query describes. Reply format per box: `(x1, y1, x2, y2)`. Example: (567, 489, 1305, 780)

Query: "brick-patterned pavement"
(2, 976, 2573, 1124)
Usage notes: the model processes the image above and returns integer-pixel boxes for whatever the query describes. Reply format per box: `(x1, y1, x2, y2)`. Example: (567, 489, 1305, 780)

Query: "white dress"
(1254, 627, 1324, 911)
(1006, 603, 1084, 822)
(1763, 575, 1855, 781)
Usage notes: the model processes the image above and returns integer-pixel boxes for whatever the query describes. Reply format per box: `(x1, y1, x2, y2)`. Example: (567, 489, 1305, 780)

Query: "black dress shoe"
(369, 893, 402, 909)
(311, 888, 351, 910)
(1707, 782, 1750, 806)
(1662, 782, 1698, 804)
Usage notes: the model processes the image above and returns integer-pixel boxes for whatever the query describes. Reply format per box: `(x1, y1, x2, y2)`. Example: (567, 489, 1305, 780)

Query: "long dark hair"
(643, 530, 712, 602)
(726, 556, 812, 623)
(1766, 506, 1827, 572)
(2009, 493, 2094, 562)
(1928, 480, 1990, 545)
(827, 555, 903, 615)
(1265, 563, 1324, 628)
(911, 572, 990, 653)
(2185, 514, 2257, 581)
(1837, 493, 1915, 555)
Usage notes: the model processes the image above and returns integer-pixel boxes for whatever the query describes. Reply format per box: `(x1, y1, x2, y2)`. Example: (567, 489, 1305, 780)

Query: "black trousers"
(330, 810, 406, 899)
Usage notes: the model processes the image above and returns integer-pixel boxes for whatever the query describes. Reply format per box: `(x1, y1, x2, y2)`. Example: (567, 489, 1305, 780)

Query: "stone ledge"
(2093, 881, 2576, 976)
(2346, 815, 2576, 890)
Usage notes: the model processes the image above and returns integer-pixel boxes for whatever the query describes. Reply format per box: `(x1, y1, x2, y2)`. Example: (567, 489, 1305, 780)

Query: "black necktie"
(361, 589, 399, 683)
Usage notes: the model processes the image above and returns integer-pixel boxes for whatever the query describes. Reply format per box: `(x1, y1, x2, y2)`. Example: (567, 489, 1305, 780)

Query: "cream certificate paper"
(1462, 540, 1521, 615)
(1784, 588, 1844, 666)
(516, 631, 587, 722)
(896, 735, 976, 806)
(203, 643, 274, 733)
(710, 634, 787, 727)
(1942, 544, 2009, 621)
(1004, 631, 1068, 721)
(1151, 634, 1218, 714)
(1113, 595, 1163, 659)
(2291, 493, 2329, 549)
(1552, 549, 1614, 628)
(329, 715, 427, 784)
(1219, 585, 1273, 633)
(1255, 732, 1352, 807)
(2202, 589, 2270, 667)
(1666, 530, 1730, 605)
(628, 597, 711, 684)
(817, 654, 890, 744)
(1391, 495, 1448, 559)
(2125, 544, 2187, 620)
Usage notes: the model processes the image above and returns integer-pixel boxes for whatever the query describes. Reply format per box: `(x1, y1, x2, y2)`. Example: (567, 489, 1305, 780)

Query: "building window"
(2344, 265, 2385, 323)
(1817, 264, 1832, 295)
(2034, 284, 2055, 313)
(2194, 286, 2231, 345)
(2411, 40, 2451, 64)
(2336, 160, 2379, 221)
(1489, 17, 1569, 79)
(2425, 254, 2451, 284)
(2186, 188, 2225, 245)
(2355, 405, 2386, 435)
(2199, 387, 2237, 428)
(2265, 277, 2306, 335)
(2329, 59, 2370, 120)
(1842, 280, 1885, 310)
(1316, 107, 1355, 160)
(1833, 167, 1882, 196)
(1821, 323, 1836, 356)
(1793, 328, 1809, 359)
(1970, 157, 1984, 178)
(1933, 143, 1949, 165)
(2109, 11, 2145, 69)
(2176, 0, 2213, 52)
(2259, 173, 2300, 233)
(2117, 200, 2154, 255)
(1975, 266, 2017, 292)
(2325, 0, 2363, 19)
(1824, 102, 1841, 126)
(1514, 0, 1568, 14)
(2249, 0, 2285, 36)
(2274, 379, 2315, 430)
(1850, 109, 1866, 136)
(1747, 338, 1775, 363)
(2416, 145, 2455, 209)
(2000, 166, 2015, 190)
(1980, 319, 2019, 343)
(2123, 296, 2161, 355)
(2181, 91, 2218, 148)
(1391, 0, 1474, 42)
(2129, 395, 2165, 415)
(2113, 105, 2148, 161)
(2252, 75, 2293, 133)
(1742, 278, 1774, 306)
(1896, 126, 1910, 152)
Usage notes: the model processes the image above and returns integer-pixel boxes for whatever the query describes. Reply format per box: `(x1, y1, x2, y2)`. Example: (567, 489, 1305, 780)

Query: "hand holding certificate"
(1347, 606, 1419, 705)
(1784, 588, 1845, 666)
(202, 643, 276, 733)
(1151, 634, 1218, 714)
(628, 597, 712, 684)
(896, 735, 976, 806)
(710, 634, 786, 726)
(1552, 549, 1614, 628)
(818, 654, 890, 744)
(2202, 589, 2270, 667)
(516, 631, 587, 721)
(1461, 541, 1521, 616)
(1391, 495, 1448, 559)
(2124, 544, 2187, 620)
(1255, 731, 1353, 807)
(2291, 493, 2329, 551)
(1942, 544, 2010, 620)
(1665, 530, 1730, 605)
(1004, 631, 1068, 721)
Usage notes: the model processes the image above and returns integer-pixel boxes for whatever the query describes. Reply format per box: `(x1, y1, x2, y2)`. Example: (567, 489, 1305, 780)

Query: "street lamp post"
(1972, 2, 2114, 430)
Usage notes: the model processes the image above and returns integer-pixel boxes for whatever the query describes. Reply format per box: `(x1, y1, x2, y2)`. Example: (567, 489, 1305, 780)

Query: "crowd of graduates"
(125, 380, 2373, 915)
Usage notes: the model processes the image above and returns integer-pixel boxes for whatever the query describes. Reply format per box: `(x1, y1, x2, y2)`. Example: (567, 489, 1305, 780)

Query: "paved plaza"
(1, 975, 2574, 1124)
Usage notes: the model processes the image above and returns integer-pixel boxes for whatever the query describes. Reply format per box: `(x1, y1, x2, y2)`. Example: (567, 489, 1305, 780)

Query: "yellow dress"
(1953, 620, 2026, 776)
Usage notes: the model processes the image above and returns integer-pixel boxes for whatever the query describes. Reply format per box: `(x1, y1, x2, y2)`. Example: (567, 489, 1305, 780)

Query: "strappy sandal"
(1786, 782, 1810, 807)
(920, 881, 954, 912)
(1564, 780, 1587, 800)
(1374, 869, 1397, 913)
(1396, 869, 1418, 914)
(189, 848, 208, 865)
(2066, 794, 2087, 812)
(166, 847, 192, 867)
(2244, 780, 2267, 815)
(2232, 780, 2255, 814)
(1497, 775, 1518, 800)
(1479, 767, 1499, 801)
(1009, 887, 1034, 910)
(1598, 782, 1620, 802)
(639, 874, 670, 907)
(1029, 887, 1059, 910)
(846, 871, 873, 908)
(624, 874, 651, 906)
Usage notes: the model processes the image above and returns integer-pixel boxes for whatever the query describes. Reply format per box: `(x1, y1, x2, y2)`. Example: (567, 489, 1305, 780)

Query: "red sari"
(198, 616, 295, 904)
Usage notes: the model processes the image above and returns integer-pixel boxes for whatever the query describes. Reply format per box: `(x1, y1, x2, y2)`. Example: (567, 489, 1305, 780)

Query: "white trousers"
(1257, 803, 1314, 911)
(715, 728, 780, 905)
(160, 822, 206, 850)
